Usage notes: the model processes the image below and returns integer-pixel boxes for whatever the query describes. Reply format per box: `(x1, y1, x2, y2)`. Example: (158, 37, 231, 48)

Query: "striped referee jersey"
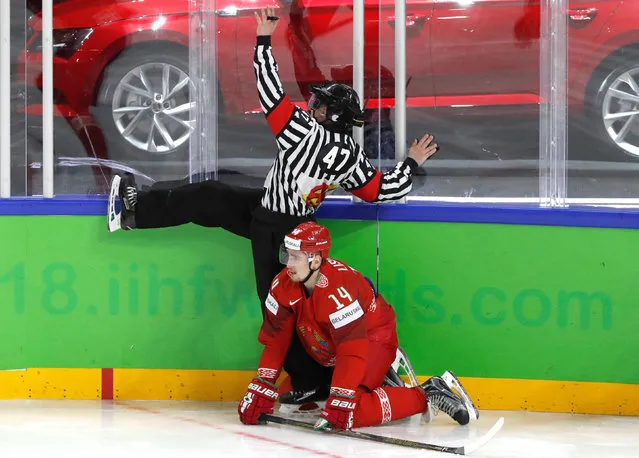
(254, 36, 419, 217)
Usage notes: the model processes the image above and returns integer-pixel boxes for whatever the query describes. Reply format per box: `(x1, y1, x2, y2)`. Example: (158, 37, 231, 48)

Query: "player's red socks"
(354, 386, 427, 427)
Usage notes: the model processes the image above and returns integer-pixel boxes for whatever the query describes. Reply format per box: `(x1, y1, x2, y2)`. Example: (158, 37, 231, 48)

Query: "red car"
(18, 0, 639, 161)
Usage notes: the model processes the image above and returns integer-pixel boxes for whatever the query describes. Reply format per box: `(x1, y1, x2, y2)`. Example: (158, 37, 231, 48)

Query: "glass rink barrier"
(0, 0, 635, 206)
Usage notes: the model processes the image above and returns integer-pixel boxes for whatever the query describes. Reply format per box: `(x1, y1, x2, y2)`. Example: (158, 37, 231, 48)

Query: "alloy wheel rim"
(111, 62, 196, 154)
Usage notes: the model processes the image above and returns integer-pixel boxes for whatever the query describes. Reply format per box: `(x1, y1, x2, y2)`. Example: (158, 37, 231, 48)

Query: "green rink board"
(0, 217, 376, 371)
(0, 216, 637, 385)
(379, 221, 639, 384)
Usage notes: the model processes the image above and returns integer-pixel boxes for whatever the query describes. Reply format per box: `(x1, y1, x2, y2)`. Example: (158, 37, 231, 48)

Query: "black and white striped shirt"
(254, 36, 418, 217)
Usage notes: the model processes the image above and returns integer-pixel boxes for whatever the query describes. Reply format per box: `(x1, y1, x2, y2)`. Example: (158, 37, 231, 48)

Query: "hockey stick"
(463, 417, 505, 455)
(259, 413, 464, 454)
(259, 413, 505, 455)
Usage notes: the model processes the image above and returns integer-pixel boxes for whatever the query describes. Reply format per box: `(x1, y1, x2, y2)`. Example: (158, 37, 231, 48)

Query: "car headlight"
(30, 28, 93, 59)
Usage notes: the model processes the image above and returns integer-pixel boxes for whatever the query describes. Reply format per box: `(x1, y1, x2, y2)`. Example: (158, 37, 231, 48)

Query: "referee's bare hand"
(407, 134, 439, 166)
(255, 7, 279, 36)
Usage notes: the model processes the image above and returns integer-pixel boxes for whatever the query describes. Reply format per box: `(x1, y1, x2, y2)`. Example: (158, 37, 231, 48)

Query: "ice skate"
(107, 173, 137, 232)
(278, 385, 329, 415)
(421, 376, 470, 426)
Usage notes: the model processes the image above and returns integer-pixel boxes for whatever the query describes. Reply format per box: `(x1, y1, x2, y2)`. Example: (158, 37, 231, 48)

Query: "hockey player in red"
(238, 221, 474, 430)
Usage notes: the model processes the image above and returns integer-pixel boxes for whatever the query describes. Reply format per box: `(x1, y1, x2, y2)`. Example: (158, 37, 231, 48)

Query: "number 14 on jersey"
(328, 286, 353, 310)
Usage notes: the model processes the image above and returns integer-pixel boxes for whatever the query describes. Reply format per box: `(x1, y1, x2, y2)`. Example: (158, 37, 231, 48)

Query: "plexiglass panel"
(565, 0, 639, 201)
(7, 0, 636, 206)
(404, 0, 542, 200)
(15, 0, 200, 195)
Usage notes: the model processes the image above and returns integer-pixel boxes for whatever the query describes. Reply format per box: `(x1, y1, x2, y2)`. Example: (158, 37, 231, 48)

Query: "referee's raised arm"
(253, 8, 296, 137)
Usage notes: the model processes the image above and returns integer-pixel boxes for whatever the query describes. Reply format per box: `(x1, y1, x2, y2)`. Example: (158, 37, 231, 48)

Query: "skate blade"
(394, 347, 420, 387)
(278, 400, 326, 416)
(422, 400, 434, 423)
(107, 175, 121, 233)
(392, 347, 436, 423)
(442, 370, 479, 421)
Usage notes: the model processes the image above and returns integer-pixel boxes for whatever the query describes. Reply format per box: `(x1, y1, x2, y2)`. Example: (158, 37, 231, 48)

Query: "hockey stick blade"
(259, 413, 465, 455)
(463, 416, 505, 455)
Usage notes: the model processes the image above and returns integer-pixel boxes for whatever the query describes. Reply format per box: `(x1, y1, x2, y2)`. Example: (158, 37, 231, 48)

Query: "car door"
(430, 0, 541, 108)
(566, 0, 624, 89)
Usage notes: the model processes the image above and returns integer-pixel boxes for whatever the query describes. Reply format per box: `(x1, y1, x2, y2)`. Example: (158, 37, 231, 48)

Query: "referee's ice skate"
(107, 173, 138, 232)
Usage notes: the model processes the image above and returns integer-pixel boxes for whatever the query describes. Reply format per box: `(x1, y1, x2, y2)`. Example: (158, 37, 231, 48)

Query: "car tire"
(93, 45, 196, 169)
(588, 48, 639, 160)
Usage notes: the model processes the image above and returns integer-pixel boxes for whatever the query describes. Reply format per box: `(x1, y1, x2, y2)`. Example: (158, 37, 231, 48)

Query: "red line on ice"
(116, 401, 341, 458)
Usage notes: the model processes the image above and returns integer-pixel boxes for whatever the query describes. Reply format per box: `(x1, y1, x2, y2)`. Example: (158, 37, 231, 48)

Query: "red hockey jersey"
(257, 258, 397, 395)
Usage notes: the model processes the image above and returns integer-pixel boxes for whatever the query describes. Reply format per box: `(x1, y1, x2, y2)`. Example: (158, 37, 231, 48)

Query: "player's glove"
(238, 377, 279, 425)
(314, 393, 356, 430)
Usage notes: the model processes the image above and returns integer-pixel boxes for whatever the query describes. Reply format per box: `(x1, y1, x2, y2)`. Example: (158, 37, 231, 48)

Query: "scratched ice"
(1, 401, 638, 458)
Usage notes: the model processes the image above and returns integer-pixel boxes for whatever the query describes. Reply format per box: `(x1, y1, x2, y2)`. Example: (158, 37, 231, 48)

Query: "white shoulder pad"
(265, 293, 279, 316)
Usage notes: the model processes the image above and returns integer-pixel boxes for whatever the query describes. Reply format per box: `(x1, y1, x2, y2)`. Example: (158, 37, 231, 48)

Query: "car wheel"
(95, 46, 196, 163)
(590, 50, 639, 159)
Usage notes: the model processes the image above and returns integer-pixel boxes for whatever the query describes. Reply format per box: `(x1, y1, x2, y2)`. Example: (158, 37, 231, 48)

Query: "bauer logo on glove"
(247, 382, 278, 400)
(316, 392, 356, 430)
(330, 398, 357, 410)
(238, 377, 279, 425)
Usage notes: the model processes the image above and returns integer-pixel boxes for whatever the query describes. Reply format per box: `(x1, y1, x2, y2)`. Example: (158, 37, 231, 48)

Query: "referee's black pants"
(134, 178, 333, 392)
